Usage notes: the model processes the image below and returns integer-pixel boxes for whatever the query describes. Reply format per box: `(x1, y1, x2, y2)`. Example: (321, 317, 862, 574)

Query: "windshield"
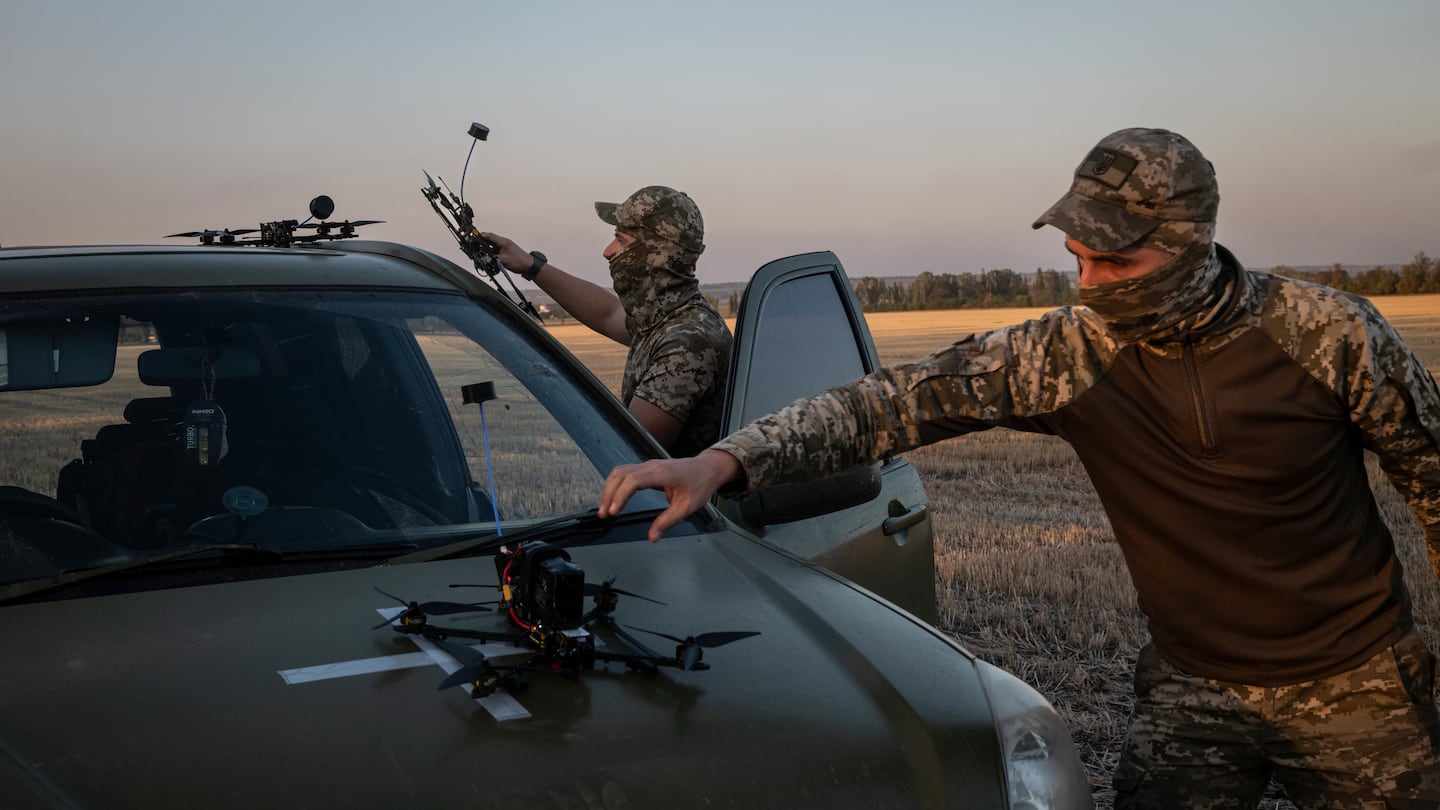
(0, 283, 672, 589)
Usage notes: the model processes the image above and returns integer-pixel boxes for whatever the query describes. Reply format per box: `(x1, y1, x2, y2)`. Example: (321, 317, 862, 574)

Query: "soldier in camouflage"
(599, 128, 1440, 807)
(484, 186, 731, 457)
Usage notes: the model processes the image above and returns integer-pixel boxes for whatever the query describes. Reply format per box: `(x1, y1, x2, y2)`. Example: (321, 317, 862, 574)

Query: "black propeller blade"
(297, 219, 386, 230)
(433, 638, 502, 694)
(166, 229, 259, 238)
(372, 586, 492, 628)
(584, 567, 665, 605)
(626, 626, 761, 670)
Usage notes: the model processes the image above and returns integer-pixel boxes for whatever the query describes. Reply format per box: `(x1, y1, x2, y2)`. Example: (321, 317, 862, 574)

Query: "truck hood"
(0, 532, 1004, 809)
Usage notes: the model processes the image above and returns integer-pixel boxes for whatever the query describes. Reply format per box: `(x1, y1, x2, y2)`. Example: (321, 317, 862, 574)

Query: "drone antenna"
(458, 121, 489, 206)
(459, 139, 477, 207)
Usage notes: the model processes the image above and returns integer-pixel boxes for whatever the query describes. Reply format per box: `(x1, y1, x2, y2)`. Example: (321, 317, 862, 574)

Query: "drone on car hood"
(375, 539, 760, 701)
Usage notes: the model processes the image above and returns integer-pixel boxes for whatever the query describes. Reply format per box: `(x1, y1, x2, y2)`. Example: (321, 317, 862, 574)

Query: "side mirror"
(734, 464, 882, 527)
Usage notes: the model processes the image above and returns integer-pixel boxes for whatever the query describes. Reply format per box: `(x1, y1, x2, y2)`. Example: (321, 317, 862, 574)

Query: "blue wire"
(478, 402, 502, 535)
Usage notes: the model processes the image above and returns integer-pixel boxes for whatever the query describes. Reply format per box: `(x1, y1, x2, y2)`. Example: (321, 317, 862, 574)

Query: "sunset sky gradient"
(2, 0, 1436, 288)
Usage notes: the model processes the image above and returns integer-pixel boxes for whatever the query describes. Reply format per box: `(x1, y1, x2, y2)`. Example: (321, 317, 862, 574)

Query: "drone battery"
(533, 553, 585, 629)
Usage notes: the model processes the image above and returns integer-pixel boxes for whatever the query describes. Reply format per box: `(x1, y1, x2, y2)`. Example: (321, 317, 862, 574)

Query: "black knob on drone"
(309, 195, 335, 221)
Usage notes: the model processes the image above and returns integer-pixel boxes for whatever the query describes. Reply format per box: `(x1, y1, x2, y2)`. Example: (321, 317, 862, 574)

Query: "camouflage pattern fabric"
(1033, 128, 1220, 252)
(1113, 637, 1440, 809)
(713, 125, 1440, 802)
(713, 248, 1440, 578)
(596, 186, 705, 253)
(602, 187, 731, 457)
(1079, 239, 1229, 343)
(710, 240, 1440, 801)
(622, 303, 730, 458)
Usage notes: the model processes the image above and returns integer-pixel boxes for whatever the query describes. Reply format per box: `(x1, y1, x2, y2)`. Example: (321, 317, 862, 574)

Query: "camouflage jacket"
(715, 245, 1440, 684)
(621, 293, 731, 459)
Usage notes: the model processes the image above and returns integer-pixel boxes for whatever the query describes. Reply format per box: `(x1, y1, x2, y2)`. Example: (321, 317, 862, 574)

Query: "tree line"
(847, 252, 1437, 312)
(1269, 252, 1438, 297)
(853, 267, 1078, 311)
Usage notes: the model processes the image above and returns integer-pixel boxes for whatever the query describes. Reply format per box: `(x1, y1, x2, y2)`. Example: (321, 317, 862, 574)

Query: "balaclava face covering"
(1078, 225, 1234, 344)
(608, 230, 704, 335)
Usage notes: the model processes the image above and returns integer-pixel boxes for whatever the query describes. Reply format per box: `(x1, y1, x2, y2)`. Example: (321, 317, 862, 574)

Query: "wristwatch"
(520, 250, 547, 281)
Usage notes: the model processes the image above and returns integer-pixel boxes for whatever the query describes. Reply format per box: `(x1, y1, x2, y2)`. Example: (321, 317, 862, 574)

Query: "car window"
(0, 285, 669, 588)
(411, 329, 603, 518)
(735, 271, 868, 424)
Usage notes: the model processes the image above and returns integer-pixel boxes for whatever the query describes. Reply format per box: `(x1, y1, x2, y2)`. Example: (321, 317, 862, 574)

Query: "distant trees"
(1272, 253, 1437, 298)
(852, 267, 1079, 312)
(852, 252, 1438, 312)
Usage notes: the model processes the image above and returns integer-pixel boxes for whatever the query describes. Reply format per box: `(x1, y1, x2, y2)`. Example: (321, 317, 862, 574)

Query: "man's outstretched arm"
(482, 231, 631, 344)
(600, 449, 742, 542)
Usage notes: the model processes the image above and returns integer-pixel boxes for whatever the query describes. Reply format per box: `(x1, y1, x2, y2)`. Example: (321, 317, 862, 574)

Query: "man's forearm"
(534, 265, 630, 344)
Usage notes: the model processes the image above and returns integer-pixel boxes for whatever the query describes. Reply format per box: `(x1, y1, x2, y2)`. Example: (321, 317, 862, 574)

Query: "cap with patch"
(1032, 128, 1219, 252)
(595, 186, 705, 253)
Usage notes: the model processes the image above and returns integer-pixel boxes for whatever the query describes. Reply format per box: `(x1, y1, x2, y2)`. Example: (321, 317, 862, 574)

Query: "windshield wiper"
(0, 542, 280, 605)
(384, 507, 664, 566)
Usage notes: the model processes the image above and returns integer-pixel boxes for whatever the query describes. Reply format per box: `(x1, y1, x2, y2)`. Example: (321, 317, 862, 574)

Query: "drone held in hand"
(420, 122, 541, 320)
(375, 540, 760, 700)
(167, 195, 382, 248)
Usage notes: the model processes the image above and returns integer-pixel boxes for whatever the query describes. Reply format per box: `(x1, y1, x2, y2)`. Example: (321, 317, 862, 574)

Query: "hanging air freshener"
(184, 400, 227, 467)
(184, 351, 227, 466)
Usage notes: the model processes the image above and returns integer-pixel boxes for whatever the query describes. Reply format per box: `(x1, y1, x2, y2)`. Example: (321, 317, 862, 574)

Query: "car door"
(717, 252, 936, 623)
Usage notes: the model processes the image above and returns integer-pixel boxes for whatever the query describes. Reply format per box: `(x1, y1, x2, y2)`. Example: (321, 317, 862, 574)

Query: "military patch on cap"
(1080, 148, 1137, 190)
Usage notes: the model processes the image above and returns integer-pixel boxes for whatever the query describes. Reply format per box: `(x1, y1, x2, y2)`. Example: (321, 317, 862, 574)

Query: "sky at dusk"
(2, 0, 1436, 289)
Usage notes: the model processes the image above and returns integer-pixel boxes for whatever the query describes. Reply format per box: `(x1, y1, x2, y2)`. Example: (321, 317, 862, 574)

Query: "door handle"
(882, 504, 928, 536)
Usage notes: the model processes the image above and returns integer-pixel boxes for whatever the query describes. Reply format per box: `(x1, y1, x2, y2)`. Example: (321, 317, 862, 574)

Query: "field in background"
(549, 294, 1440, 809)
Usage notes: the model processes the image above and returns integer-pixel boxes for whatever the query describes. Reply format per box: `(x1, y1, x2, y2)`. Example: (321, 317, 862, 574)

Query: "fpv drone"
(167, 195, 382, 248)
(375, 539, 760, 700)
(420, 121, 542, 319)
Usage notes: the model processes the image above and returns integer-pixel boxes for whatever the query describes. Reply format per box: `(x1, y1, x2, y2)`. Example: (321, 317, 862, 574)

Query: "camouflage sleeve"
(1264, 278, 1440, 579)
(631, 320, 726, 423)
(714, 307, 1116, 494)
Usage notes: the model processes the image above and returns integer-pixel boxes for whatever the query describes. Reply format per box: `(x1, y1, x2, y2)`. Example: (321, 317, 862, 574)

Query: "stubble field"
(548, 294, 1440, 809)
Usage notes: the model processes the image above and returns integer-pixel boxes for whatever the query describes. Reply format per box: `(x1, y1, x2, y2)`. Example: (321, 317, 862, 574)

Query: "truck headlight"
(975, 660, 1093, 810)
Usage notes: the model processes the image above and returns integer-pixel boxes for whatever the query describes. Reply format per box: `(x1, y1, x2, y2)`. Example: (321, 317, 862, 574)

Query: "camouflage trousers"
(1113, 634, 1440, 809)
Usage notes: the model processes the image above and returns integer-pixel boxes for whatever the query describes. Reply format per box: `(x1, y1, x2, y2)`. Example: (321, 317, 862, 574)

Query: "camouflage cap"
(595, 186, 705, 253)
(1032, 128, 1219, 252)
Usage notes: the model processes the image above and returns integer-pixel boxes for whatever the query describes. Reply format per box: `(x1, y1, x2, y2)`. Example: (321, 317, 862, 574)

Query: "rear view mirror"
(0, 318, 119, 391)
(137, 347, 262, 385)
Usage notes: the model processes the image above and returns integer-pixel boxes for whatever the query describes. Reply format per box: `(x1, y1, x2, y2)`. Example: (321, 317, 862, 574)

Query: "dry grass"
(550, 294, 1440, 809)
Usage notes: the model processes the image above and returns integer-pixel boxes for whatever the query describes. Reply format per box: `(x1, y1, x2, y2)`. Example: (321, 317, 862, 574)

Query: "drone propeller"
(165, 228, 259, 238)
(584, 567, 665, 606)
(433, 637, 505, 695)
(372, 586, 492, 629)
(626, 626, 761, 671)
(297, 220, 385, 230)
(166, 228, 260, 246)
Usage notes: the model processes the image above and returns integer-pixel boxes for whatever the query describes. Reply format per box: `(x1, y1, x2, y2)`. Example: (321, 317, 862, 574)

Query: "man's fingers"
(600, 455, 737, 542)
(599, 465, 640, 518)
(648, 500, 690, 543)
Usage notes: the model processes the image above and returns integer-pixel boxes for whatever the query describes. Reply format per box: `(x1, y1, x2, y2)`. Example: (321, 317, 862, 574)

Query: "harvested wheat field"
(549, 294, 1440, 809)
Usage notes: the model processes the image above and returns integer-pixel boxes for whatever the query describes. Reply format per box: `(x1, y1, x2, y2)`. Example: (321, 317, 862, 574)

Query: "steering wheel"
(0, 485, 136, 570)
(340, 464, 456, 526)
(215, 442, 457, 528)
(0, 486, 90, 525)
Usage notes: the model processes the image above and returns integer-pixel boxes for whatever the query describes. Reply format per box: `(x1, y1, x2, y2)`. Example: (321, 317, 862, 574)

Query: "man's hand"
(479, 231, 531, 275)
(600, 449, 744, 542)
